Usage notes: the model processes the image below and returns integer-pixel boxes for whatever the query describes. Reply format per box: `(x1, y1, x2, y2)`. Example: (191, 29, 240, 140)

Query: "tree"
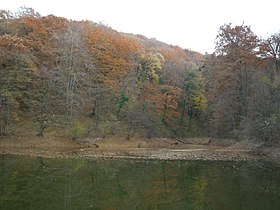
(0, 10, 206, 139)
(53, 21, 93, 117)
(122, 103, 161, 138)
(242, 33, 280, 143)
(179, 67, 207, 135)
(0, 12, 30, 36)
(83, 23, 142, 132)
(0, 34, 34, 135)
(143, 83, 181, 126)
(0, 10, 13, 20)
(206, 23, 259, 137)
(31, 66, 53, 137)
(114, 91, 129, 119)
(16, 6, 41, 18)
(242, 74, 280, 143)
(260, 33, 280, 73)
(137, 52, 164, 84)
(84, 23, 142, 90)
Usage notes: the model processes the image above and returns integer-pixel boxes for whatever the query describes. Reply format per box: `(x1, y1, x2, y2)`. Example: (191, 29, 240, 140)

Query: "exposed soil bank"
(0, 136, 271, 161)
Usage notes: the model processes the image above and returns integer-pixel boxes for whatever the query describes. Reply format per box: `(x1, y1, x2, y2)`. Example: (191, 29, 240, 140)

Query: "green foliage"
(179, 67, 208, 133)
(114, 92, 129, 118)
(184, 68, 207, 111)
(192, 72, 208, 111)
(34, 114, 48, 137)
(68, 121, 86, 140)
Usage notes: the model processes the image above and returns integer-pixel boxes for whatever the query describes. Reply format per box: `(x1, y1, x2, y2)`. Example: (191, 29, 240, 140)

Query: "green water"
(0, 155, 280, 210)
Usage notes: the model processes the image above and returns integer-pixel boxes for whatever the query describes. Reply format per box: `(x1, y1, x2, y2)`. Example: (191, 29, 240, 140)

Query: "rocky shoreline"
(0, 136, 270, 161)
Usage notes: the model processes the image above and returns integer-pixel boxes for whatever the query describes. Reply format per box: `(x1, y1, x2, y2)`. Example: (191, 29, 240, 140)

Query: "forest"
(0, 7, 279, 145)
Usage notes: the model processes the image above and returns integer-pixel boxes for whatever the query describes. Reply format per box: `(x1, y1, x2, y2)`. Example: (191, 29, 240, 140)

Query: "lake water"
(0, 155, 280, 210)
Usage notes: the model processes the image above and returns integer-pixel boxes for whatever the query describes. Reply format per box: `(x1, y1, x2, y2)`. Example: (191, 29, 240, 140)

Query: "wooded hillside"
(0, 8, 279, 144)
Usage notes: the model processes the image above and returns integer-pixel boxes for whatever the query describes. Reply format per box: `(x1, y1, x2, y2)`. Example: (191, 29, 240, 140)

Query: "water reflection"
(0, 155, 280, 210)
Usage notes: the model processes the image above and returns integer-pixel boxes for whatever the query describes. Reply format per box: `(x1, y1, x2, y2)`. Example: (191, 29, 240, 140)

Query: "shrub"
(68, 121, 86, 140)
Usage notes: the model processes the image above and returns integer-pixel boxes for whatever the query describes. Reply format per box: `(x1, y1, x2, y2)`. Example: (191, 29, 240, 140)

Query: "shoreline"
(0, 136, 273, 161)
(0, 149, 256, 161)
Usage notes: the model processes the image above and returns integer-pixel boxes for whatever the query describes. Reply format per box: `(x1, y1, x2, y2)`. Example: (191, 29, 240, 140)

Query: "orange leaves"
(85, 24, 142, 90)
(0, 11, 207, 136)
(215, 23, 259, 56)
(143, 83, 181, 123)
(0, 34, 29, 52)
(21, 17, 62, 65)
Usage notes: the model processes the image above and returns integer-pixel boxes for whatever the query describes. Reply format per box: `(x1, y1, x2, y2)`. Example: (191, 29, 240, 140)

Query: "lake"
(0, 155, 280, 210)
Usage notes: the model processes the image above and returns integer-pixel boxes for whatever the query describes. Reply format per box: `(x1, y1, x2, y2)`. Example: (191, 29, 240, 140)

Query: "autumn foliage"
(0, 8, 279, 144)
(0, 8, 205, 138)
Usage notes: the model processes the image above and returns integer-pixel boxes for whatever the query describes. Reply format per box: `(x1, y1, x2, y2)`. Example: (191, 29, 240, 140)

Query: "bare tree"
(53, 21, 93, 117)
(260, 33, 280, 72)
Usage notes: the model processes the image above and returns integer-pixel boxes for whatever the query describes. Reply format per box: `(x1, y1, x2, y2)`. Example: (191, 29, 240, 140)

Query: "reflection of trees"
(0, 157, 219, 209)
(1, 156, 280, 210)
(143, 161, 182, 209)
(0, 156, 93, 210)
(0, 155, 8, 209)
(178, 161, 208, 209)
